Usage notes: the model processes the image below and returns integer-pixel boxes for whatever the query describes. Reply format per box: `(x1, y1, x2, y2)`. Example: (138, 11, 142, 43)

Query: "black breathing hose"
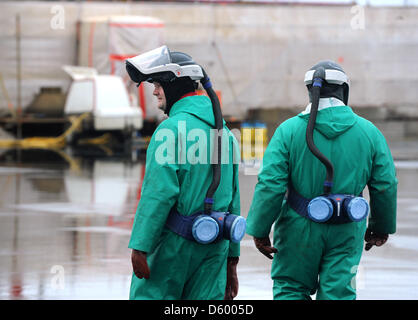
(200, 68, 223, 214)
(306, 67, 334, 194)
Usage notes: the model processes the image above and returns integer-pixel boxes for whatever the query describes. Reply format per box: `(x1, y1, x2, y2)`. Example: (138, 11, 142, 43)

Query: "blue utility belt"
(165, 208, 204, 242)
(286, 184, 369, 224)
(165, 207, 246, 244)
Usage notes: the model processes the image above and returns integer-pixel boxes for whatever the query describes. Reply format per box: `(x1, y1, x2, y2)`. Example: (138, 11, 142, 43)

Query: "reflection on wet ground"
(0, 143, 417, 300)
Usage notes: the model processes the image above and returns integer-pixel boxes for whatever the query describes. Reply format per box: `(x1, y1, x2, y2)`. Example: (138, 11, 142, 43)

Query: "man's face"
(153, 82, 166, 111)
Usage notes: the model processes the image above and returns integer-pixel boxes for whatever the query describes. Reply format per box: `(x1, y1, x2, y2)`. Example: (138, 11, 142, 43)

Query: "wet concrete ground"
(0, 142, 417, 300)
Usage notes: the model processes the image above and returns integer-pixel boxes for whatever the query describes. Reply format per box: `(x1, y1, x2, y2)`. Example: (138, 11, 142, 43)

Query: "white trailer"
(63, 66, 143, 134)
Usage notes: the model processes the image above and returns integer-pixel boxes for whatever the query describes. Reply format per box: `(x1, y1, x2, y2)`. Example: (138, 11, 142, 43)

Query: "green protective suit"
(129, 95, 240, 300)
(246, 104, 397, 300)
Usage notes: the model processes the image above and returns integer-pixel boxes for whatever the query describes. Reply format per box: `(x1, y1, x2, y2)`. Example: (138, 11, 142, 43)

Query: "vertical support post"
(16, 14, 22, 140)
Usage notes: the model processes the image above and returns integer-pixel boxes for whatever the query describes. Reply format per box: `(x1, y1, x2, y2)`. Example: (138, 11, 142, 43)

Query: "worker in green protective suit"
(246, 60, 397, 300)
(125, 46, 241, 300)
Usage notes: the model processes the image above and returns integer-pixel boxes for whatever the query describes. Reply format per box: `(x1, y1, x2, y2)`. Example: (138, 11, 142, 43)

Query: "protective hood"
(169, 95, 225, 128)
(298, 106, 357, 139)
(160, 78, 197, 115)
(305, 60, 350, 105)
(126, 45, 203, 115)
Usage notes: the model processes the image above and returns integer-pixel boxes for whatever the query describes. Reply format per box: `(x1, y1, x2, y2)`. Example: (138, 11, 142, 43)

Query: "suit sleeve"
(128, 122, 180, 253)
(367, 130, 398, 234)
(246, 123, 290, 238)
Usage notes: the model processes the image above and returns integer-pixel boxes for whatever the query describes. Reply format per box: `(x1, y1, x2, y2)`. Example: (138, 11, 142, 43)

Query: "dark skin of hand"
(253, 237, 278, 259)
(131, 249, 150, 279)
(364, 228, 389, 251)
(224, 257, 239, 300)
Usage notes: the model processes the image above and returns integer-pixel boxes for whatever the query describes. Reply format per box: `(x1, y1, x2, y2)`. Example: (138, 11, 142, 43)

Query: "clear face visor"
(126, 45, 204, 84)
(127, 45, 172, 75)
